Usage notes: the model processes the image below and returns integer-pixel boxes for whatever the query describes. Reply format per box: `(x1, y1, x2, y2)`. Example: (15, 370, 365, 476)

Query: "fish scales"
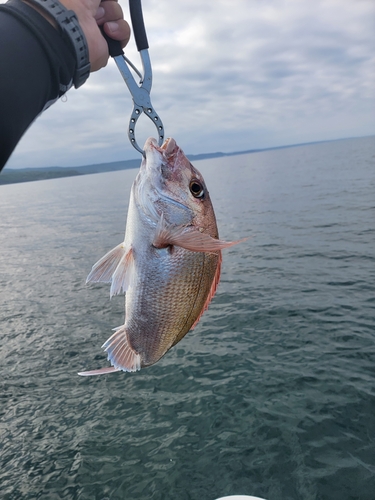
(79, 137, 242, 376)
(127, 249, 218, 366)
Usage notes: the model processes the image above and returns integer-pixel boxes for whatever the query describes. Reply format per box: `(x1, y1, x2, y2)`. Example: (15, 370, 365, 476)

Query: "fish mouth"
(140, 137, 192, 216)
(159, 137, 178, 157)
(141, 137, 181, 183)
(143, 137, 178, 162)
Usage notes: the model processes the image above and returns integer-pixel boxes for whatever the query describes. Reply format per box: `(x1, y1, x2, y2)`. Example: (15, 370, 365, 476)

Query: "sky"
(4, 0, 375, 168)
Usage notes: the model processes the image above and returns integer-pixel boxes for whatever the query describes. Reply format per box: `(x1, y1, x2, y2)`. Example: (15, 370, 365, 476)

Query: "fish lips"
(142, 137, 180, 179)
(141, 137, 187, 198)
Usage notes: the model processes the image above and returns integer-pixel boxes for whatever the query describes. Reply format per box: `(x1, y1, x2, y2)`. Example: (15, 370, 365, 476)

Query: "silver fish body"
(79, 137, 240, 376)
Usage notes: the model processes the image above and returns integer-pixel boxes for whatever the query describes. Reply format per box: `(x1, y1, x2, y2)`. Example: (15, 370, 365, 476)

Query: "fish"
(78, 137, 243, 376)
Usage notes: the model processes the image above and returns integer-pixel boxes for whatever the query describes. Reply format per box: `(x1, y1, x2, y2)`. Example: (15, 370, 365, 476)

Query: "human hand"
(60, 0, 131, 71)
(24, 0, 131, 71)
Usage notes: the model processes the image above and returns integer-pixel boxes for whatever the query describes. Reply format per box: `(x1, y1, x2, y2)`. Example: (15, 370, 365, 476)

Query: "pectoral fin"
(153, 214, 244, 253)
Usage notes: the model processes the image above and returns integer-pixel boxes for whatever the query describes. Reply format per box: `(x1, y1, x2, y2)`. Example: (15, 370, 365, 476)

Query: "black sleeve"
(0, 0, 77, 170)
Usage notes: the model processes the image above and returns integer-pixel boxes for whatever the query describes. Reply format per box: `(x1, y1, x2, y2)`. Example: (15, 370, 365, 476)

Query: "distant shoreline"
(1, 136, 371, 186)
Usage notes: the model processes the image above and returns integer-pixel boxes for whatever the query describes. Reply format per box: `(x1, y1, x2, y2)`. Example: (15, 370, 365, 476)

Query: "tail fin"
(78, 367, 120, 376)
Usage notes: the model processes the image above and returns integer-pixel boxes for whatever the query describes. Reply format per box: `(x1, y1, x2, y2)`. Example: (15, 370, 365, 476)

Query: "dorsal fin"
(172, 252, 222, 347)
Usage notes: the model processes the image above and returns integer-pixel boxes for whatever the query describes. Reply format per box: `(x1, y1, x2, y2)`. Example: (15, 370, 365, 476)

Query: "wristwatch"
(26, 0, 90, 88)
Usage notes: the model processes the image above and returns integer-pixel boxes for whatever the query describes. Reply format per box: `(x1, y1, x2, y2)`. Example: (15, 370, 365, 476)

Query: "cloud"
(3, 0, 375, 168)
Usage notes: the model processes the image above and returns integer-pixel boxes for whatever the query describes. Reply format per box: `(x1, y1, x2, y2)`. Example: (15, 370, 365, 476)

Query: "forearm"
(0, 0, 76, 170)
(0, 0, 130, 171)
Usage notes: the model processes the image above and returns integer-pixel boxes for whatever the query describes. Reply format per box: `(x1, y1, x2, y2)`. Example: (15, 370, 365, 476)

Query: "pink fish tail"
(78, 366, 121, 376)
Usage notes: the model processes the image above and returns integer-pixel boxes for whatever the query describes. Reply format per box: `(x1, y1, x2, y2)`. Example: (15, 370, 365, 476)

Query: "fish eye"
(189, 180, 205, 198)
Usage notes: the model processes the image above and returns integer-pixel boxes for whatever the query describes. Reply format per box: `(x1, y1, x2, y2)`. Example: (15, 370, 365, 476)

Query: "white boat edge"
(214, 496, 267, 500)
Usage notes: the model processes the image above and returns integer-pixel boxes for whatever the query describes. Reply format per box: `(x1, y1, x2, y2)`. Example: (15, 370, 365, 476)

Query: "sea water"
(0, 136, 374, 500)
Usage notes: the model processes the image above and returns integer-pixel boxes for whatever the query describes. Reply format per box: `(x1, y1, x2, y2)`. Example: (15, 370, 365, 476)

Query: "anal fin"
(102, 325, 141, 372)
(78, 325, 141, 376)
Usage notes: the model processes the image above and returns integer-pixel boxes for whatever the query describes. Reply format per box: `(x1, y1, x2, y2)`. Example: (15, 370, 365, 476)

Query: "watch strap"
(26, 0, 90, 88)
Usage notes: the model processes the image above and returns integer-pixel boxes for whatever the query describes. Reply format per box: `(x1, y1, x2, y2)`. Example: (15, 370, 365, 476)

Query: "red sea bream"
(79, 137, 242, 376)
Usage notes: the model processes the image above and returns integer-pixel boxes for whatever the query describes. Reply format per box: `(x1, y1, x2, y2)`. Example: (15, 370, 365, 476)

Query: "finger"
(102, 19, 131, 48)
(95, 0, 130, 48)
(95, 0, 123, 25)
